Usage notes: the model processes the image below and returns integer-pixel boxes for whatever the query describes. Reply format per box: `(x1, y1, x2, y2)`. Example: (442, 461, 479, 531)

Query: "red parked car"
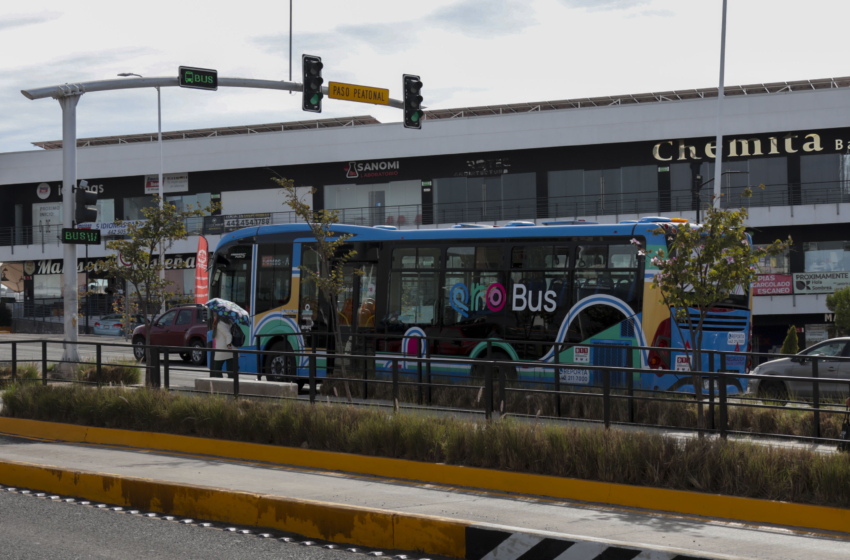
(132, 304, 209, 365)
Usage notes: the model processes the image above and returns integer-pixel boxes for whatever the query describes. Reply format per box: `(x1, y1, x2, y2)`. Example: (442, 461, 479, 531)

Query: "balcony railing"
(2, 181, 847, 249)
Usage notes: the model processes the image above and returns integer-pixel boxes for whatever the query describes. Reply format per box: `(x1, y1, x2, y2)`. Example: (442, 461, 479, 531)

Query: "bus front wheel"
(265, 340, 296, 384)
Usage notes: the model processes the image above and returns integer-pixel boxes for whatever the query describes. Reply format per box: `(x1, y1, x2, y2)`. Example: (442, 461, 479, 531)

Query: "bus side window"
(254, 243, 292, 315)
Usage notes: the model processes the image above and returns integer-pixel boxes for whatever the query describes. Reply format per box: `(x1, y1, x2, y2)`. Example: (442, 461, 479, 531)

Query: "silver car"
(748, 337, 850, 400)
(93, 313, 144, 337)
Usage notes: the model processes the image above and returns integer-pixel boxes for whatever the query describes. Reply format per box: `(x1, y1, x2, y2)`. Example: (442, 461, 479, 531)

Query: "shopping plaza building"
(2, 76, 850, 350)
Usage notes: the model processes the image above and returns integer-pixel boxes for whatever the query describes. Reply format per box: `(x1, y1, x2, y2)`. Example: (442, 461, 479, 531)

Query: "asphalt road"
(0, 484, 418, 560)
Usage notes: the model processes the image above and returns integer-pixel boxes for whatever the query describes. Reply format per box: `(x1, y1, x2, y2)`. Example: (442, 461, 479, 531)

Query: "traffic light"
(74, 180, 98, 224)
(403, 74, 423, 129)
(302, 54, 323, 113)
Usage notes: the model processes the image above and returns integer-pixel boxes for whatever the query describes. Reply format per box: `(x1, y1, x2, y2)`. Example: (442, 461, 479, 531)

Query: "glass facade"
(325, 180, 420, 226)
(124, 194, 211, 220)
(548, 166, 657, 217)
(803, 241, 850, 272)
(755, 246, 790, 275)
(434, 173, 536, 223)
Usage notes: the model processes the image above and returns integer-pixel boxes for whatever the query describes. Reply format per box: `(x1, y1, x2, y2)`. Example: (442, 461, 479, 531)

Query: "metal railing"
(3, 181, 849, 249)
(2, 336, 850, 446)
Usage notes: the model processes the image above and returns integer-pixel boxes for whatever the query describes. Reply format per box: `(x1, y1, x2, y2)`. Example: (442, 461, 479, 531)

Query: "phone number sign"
(223, 213, 272, 229)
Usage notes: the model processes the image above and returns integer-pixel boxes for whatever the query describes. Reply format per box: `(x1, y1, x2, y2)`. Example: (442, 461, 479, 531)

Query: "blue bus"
(208, 218, 752, 393)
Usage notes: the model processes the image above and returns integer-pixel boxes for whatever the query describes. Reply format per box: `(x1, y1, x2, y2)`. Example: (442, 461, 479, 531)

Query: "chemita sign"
(652, 132, 827, 162)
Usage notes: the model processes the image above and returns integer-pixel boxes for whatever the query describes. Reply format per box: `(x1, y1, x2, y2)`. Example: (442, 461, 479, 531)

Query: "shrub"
(780, 325, 799, 355)
(75, 360, 142, 385)
(0, 362, 40, 380)
(3, 384, 850, 509)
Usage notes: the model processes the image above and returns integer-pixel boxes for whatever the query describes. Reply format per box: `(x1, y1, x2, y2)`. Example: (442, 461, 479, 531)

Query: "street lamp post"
(118, 73, 165, 313)
(713, 0, 729, 209)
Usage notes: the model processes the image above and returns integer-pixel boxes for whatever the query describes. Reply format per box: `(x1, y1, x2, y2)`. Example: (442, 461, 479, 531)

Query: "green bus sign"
(62, 228, 101, 245)
(178, 66, 218, 91)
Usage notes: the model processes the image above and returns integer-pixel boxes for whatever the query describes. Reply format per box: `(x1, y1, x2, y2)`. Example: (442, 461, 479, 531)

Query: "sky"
(0, 0, 848, 154)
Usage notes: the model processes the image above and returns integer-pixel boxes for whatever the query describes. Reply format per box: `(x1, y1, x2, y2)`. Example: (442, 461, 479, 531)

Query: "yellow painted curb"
(2, 417, 850, 535)
(0, 457, 468, 558)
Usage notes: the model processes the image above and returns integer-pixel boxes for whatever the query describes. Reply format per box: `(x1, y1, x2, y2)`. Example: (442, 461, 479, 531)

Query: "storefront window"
(33, 275, 63, 299)
(755, 245, 790, 274)
(434, 173, 535, 222)
(549, 167, 655, 217)
(801, 153, 840, 200)
(804, 324, 832, 347)
(167, 193, 212, 214)
(124, 196, 157, 220)
(803, 241, 850, 272)
(96, 199, 115, 223)
(324, 181, 421, 226)
(124, 194, 212, 221)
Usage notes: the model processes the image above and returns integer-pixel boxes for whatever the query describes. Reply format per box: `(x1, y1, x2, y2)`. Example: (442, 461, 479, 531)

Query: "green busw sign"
(178, 66, 218, 91)
(61, 228, 101, 245)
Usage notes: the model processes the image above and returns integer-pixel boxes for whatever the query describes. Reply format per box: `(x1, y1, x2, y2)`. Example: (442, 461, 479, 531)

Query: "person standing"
(211, 315, 235, 378)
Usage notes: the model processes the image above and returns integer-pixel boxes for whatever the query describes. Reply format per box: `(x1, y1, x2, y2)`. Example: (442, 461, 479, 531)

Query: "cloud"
(428, 0, 536, 37)
(558, 0, 649, 11)
(0, 13, 61, 32)
(253, 0, 534, 55)
(627, 9, 675, 18)
(253, 23, 419, 58)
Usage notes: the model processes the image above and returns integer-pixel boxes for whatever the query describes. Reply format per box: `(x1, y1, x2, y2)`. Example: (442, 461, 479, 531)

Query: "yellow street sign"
(328, 81, 390, 106)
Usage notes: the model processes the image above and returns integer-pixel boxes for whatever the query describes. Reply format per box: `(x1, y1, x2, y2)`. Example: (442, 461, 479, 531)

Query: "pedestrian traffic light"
(302, 55, 323, 113)
(74, 180, 98, 224)
(403, 74, 423, 129)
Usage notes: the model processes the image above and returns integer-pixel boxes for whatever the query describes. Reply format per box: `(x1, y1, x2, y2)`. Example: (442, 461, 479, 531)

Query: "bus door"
(334, 263, 378, 342)
(335, 262, 378, 378)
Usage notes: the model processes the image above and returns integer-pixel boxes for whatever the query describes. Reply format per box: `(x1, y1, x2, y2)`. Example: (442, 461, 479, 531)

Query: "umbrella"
(205, 298, 250, 326)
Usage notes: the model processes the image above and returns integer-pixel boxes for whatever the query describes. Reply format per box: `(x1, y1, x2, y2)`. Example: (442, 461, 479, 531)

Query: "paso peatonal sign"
(328, 81, 389, 106)
(61, 228, 101, 245)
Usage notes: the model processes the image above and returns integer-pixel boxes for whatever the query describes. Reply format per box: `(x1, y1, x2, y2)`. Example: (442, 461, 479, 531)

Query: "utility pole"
(713, 0, 728, 210)
(59, 92, 82, 371)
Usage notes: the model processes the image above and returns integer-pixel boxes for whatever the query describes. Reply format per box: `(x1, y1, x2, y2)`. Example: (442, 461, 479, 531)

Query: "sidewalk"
(0, 431, 846, 560)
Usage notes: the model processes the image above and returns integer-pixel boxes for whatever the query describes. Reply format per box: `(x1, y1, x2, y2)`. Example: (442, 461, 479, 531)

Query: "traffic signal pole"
(22, 77, 405, 108)
(60, 92, 82, 370)
(22, 72, 413, 371)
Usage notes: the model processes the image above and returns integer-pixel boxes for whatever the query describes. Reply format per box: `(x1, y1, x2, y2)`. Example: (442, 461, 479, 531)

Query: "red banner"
(753, 274, 792, 295)
(195, 236, 209, 304)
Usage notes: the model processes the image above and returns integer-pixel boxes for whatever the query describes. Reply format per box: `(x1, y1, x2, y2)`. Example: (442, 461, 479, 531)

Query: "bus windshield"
(211, 244, 253, 313)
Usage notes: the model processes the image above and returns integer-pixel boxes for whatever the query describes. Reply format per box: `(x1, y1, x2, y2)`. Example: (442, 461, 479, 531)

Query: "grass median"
(2, 383, 850, 509)
(0, 360, 141, 387)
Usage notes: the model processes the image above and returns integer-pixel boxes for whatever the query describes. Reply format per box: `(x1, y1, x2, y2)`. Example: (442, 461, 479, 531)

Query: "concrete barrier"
(193, 378, 297, 398)
(0, 458, 730, 559)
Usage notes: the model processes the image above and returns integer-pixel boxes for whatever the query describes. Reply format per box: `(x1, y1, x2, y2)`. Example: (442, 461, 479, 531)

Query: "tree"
(826, 286, 850, 336)
(273, 175, 359, 401)
(101, 196, 219, 384)
(780, 325, 799, 355)
(641, 204, 791, 430)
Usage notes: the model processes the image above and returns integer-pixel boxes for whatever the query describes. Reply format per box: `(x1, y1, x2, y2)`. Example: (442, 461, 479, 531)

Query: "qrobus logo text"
(512, 284, 557, 312)
(449, 282, 558, 316)
(344, 160, 400, 179)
